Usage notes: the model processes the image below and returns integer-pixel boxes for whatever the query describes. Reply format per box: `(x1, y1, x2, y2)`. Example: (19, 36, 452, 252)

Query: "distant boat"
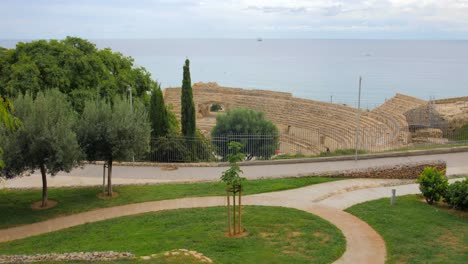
(257, 38, 263, 42)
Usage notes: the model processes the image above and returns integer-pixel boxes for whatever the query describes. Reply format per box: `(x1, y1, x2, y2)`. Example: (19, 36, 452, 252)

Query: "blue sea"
(2, 39, 468, 108)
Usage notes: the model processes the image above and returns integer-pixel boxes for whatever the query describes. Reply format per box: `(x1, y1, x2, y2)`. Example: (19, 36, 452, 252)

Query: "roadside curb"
(90, 146, 468, 168)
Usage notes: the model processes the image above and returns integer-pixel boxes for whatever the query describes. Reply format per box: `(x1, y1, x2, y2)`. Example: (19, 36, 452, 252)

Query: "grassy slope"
(0, 206, 346, 264)
(0, 176, 341, 229)
(346, 195, 467, 264)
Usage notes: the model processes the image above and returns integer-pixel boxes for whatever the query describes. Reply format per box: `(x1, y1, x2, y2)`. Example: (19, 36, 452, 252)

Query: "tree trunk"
(239, 188, 242, 234)
(40, 163, 48, 207)
(227, 192, 231, 235)
(233, 191, 236, 234)
(107, 158, 113, 196)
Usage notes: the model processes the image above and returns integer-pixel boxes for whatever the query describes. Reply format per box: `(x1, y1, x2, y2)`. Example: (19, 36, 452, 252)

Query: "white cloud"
(1, 0, 468, 38)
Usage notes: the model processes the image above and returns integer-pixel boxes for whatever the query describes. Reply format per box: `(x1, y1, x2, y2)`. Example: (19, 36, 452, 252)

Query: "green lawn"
(0, 176, 341, 229)
(0, 206, 346, 264)
(346, 195, 467, 264)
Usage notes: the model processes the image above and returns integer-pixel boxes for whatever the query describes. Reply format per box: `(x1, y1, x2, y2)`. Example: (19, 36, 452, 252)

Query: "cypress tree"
(150, 84, 170, 137)
(181, 59, 196, 137)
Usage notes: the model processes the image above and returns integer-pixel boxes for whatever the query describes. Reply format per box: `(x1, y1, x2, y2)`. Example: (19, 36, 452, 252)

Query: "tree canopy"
(150, 84, 170, 138)
(0, 95, 21, 168)
(181, 59, 196, 137)
(0, 37, 156, 112)
(1, 90, 82, 206)
(211, 108, 279, 159)
(76, 96, 151, 195)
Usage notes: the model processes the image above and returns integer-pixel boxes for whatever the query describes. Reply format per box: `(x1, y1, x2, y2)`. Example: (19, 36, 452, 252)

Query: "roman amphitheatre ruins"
(164, 82, 468, 155)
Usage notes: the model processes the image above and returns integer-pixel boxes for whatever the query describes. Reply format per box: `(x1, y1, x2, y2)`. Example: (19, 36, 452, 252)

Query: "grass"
(0, 206, 346, 264)
(273, 143, 468, 161)
(390, 142, 468, 152)
(346, 195, 467, 264)
(0, 176, 342, 229)
(273, 149, 367, 160)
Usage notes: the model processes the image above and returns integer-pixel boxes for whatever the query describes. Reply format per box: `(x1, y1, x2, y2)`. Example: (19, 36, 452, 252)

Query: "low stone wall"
(322, 160, 446, 179)
(0, 252, 134, 263)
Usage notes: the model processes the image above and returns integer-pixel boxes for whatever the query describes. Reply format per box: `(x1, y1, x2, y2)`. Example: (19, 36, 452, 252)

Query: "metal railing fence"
(138, 124, 468, 163)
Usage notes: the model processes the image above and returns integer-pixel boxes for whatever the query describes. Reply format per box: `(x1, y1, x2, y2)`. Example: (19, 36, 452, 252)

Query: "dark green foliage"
(149, 84, 170, 137)
(417, 167, 448, 204)
(147, 132, 214, 162)
(76, 97, 151, 195)
(444, 178, 468, 210)
(319, 149, 367, 157)
(0, 96, 21, 168)
(454, 124, 468, 141)
(180, 59, 195, 137)
(192, 130, 216, 162)
(2, 90, 82, 205)
(210, 103, 222, 112)
(77, 97, 151, 162)
(166, 104, 180, 135)
(211, 108, 279, 159)
(0, 37, 155, 112)
(148, 136, 191, 162)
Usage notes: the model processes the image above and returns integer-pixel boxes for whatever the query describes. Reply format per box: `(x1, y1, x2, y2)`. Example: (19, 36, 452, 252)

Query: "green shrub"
(210, 104, 222, 112)
(319, 149, 367, 157)
(417, 167, 448, 205)
(273, 153, 308, 160)
(454, 124, 468, 141)
(148, 136, 191, 162)
(444, 178, 468, 210)
(211, 108, 279, 160)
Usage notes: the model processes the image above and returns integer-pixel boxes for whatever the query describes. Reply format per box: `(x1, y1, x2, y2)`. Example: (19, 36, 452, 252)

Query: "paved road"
(5, 152, 468, 188)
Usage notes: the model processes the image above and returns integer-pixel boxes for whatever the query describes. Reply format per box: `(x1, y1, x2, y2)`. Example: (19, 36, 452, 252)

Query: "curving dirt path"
(0, 179, 427, 264)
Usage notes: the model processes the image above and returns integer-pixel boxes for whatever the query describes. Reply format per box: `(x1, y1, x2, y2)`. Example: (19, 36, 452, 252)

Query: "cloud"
(0, 0, 468, 39)
(246, 6, 307, 14)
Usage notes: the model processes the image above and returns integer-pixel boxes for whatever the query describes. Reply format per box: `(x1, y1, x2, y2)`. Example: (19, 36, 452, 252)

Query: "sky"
(1, 0, 468, 39)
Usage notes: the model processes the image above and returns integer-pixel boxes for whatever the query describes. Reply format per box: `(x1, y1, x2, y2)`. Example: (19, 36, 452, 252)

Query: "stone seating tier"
(164, 83, 415, 153)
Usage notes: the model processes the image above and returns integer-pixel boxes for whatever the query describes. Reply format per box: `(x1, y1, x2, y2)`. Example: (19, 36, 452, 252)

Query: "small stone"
(141, 256, 151, 260)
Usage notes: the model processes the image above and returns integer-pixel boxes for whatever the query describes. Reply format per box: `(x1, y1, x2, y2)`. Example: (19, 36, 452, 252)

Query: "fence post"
(355, 76, 362, 161)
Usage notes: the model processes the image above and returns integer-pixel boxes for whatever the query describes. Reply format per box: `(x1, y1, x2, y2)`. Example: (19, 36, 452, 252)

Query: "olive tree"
(2, 90, 82, 207)
(77, 96, 151, 196)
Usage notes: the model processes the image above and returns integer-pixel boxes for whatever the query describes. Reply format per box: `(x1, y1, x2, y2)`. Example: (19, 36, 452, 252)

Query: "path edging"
(91, 146, 468, 168)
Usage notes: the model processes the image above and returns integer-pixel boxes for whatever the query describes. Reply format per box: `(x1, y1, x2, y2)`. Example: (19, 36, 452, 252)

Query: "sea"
(1, 39, 468, 109)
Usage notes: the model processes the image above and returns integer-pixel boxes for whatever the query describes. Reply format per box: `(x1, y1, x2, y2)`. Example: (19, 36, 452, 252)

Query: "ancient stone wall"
(321, 160, 446, 179)
(164, 83, 429, 154)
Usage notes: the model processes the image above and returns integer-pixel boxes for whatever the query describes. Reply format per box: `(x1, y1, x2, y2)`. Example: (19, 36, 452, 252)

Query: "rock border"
(0, 251, 134, 263)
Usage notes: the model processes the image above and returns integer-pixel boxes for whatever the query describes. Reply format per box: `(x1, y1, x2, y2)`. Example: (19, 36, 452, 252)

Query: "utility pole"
(355, 76, 362, 161)
(128, 85, 135, 163)
(330, 95, 333, 104)
(128, 86, 133, 111)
